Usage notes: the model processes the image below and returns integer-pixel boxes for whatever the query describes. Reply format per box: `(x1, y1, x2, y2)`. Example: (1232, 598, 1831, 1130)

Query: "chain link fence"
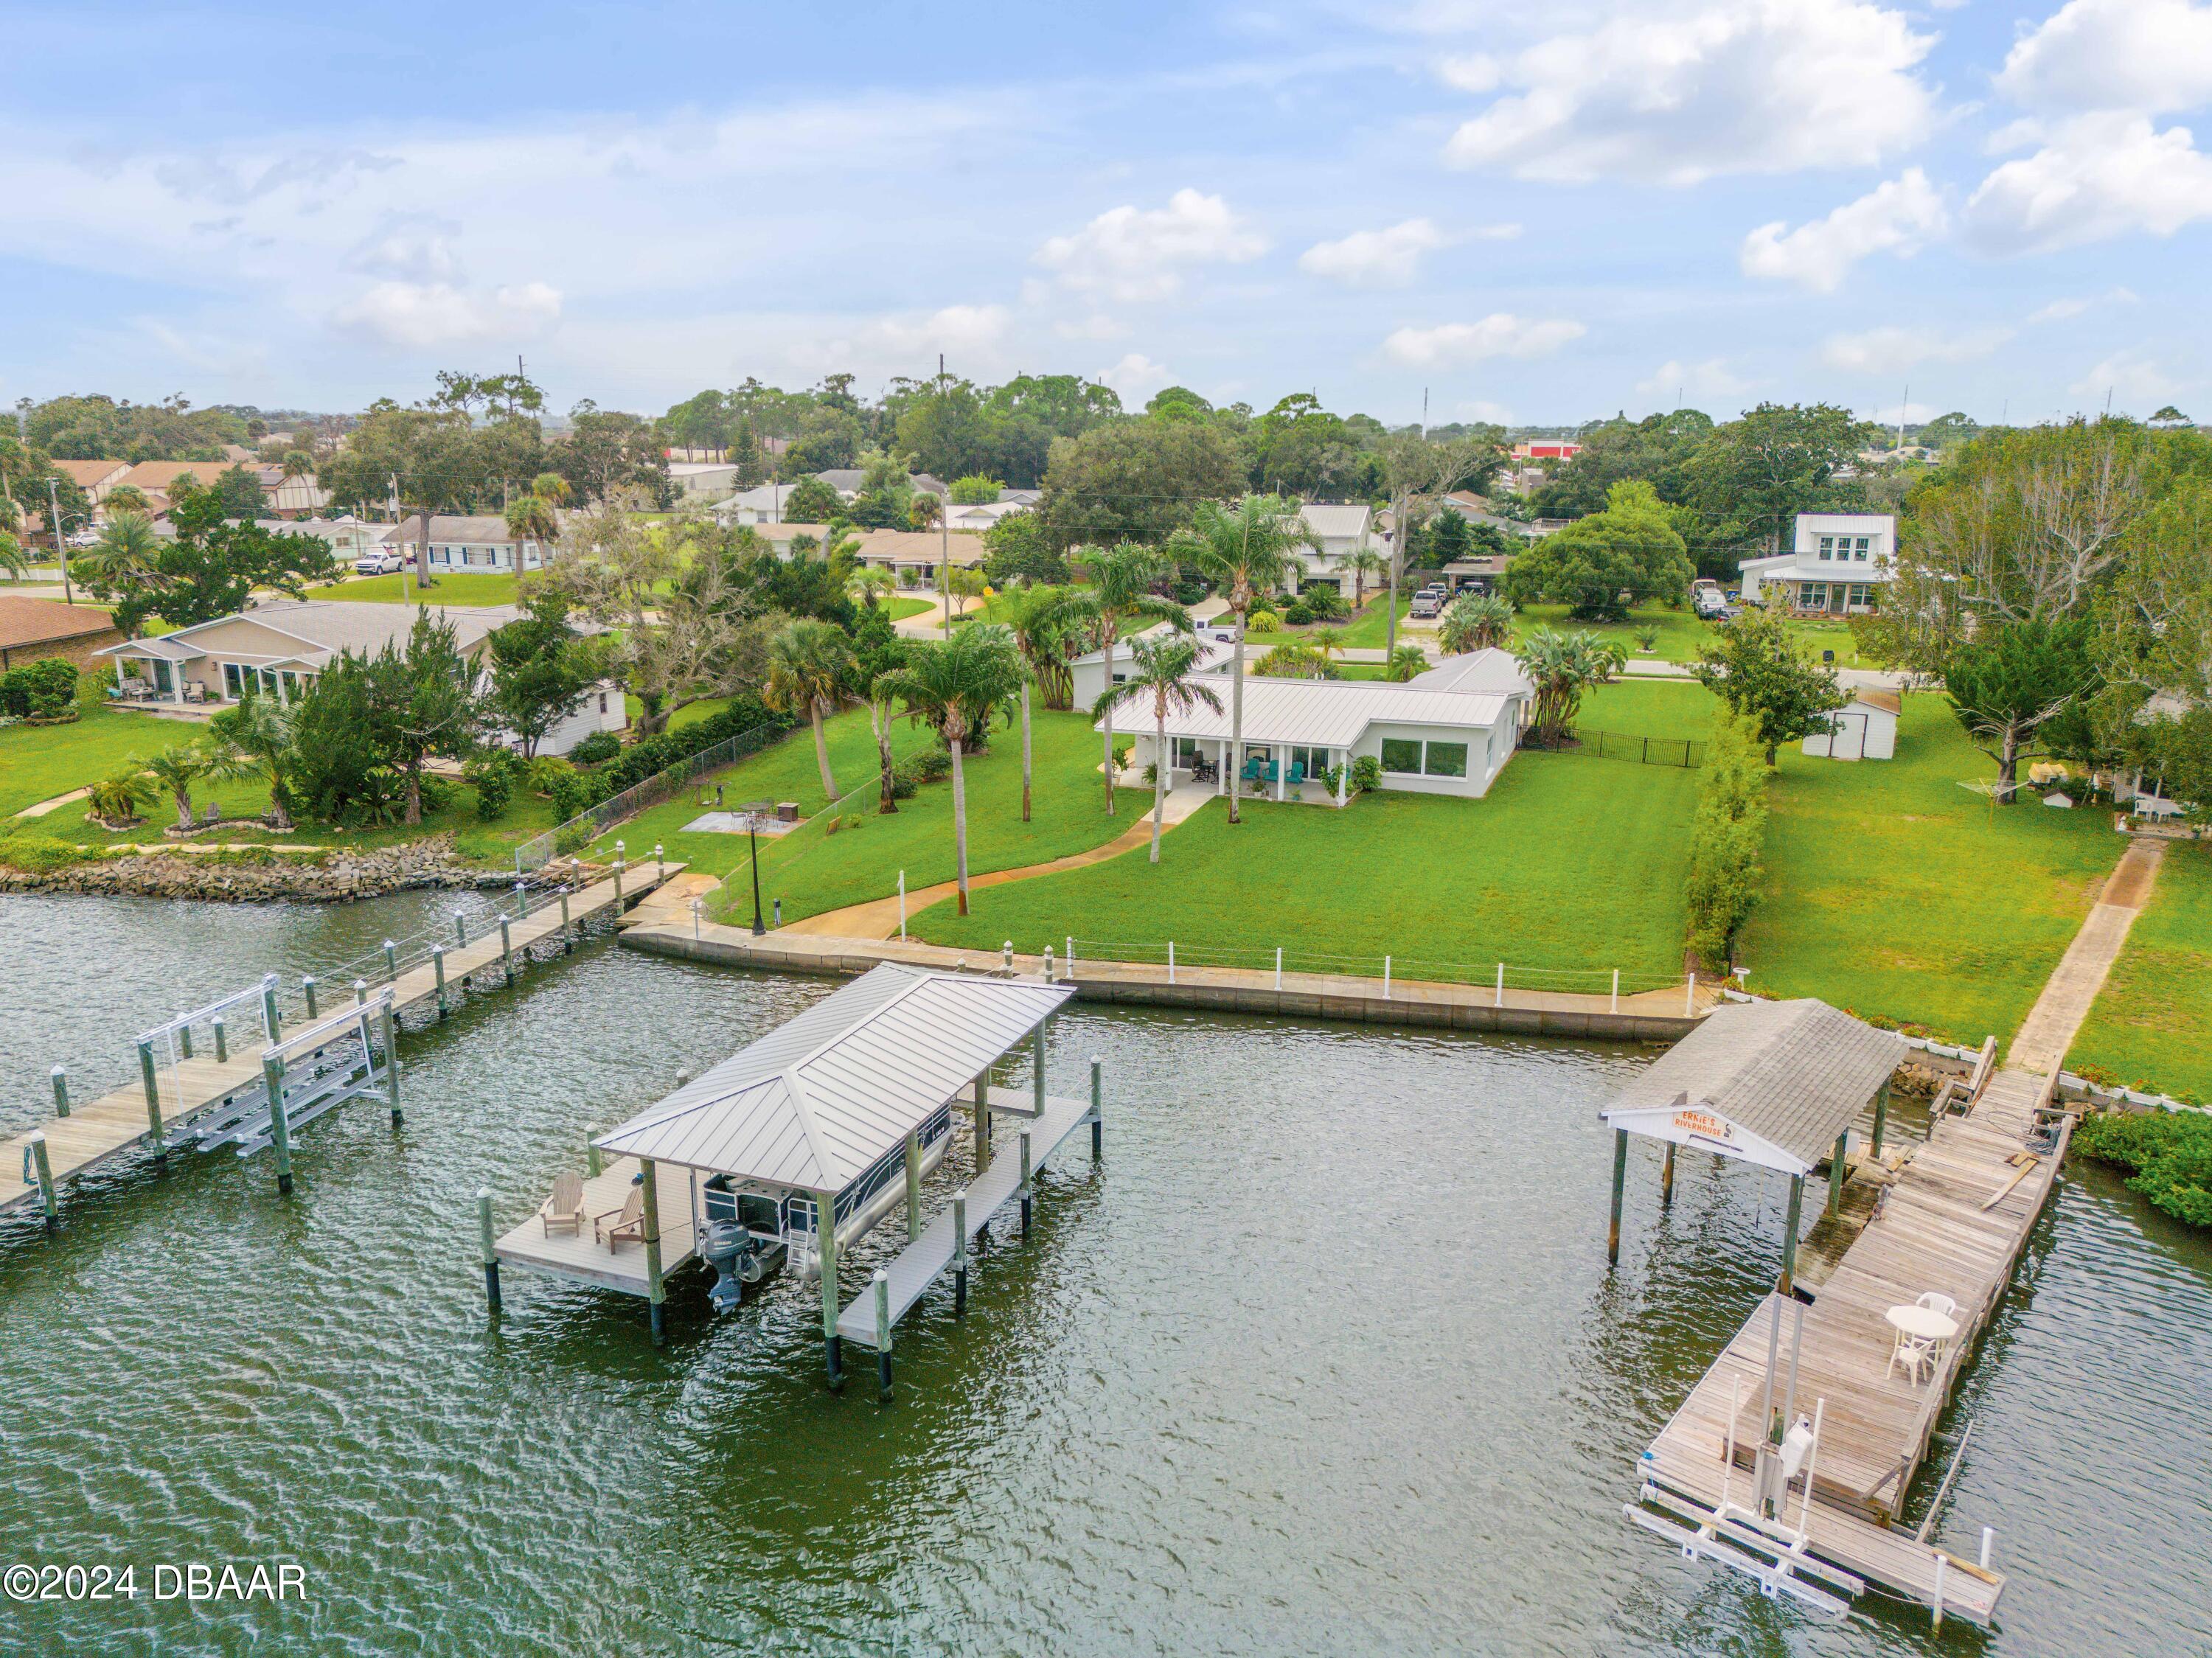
(512, 718, 785, 874)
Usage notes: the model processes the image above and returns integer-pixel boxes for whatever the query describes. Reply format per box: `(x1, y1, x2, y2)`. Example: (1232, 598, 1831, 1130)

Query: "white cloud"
(2069, 351, 2187, 409)
(2027, 287, 2138, 324)
(1865, 399, 1939, 425)
(1438, 53, 1500, 93)
(331, 280, 561, 350)
(841, 303, 1011, 360)
(1964, 114, 2212, 254)
(348, 214, 463, 283)
(1996, 0, 2212, 116)
(1820, 324, 2013, 375)
(1638, 358, 1749, 400)
(1099, 352, 1172, 400)
(1739, 168, 1947, 293)
(1382, 313, 1585, 366)
(1034, 189, 1267, 302)
(1443, 0, 1936, 184)
(1298, 217, 1447, 287)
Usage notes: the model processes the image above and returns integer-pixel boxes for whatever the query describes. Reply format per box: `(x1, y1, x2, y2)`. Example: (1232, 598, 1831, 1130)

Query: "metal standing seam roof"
(1600, 998, 1904, 1175)
(594, 963, 1074, 1193)
(1096, 676, 1509, 747)
(1406, 647, 1534, 697)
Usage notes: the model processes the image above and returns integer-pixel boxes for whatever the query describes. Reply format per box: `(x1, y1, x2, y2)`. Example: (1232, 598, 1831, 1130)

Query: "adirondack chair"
(538, 1169, 586, 1236)
(594, 1185, 647, 1251)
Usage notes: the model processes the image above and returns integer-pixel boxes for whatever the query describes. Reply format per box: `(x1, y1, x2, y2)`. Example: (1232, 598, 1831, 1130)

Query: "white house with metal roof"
(1738, 513, 1896, 615)
(1293, 503, 1379, 593)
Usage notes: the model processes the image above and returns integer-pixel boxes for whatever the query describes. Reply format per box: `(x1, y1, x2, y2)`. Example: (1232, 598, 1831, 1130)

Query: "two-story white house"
(1739, 513, 1896, 615)
(1291, 504, 1380, 594)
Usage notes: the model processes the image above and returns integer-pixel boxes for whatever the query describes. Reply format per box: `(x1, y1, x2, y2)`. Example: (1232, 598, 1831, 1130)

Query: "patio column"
(173, 667, 187, 706)
(1336, 752, 1347, 807)
(1274, 745, 1286, 803)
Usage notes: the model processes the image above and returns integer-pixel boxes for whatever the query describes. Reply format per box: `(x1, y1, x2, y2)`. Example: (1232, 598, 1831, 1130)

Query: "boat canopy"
(594, 962, 1072, 1195)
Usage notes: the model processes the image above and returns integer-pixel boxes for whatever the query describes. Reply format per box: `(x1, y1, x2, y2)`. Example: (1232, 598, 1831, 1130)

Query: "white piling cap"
(872, 1267, 888, 1282)
(475, 1185, 492, 1202)
(50, 1065, 64, 1077)
(27, 1130, 45, 1145)
(383, 938, 394, 949)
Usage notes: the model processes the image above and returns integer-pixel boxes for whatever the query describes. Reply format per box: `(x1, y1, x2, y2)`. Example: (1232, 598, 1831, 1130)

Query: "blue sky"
(4, 0, 2210, 427)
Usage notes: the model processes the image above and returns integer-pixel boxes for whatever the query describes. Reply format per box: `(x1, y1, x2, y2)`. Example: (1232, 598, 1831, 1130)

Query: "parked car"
(66, 529, 101, 548)
(1410, 591, 1443, 619)
(353, 548, 406, 576)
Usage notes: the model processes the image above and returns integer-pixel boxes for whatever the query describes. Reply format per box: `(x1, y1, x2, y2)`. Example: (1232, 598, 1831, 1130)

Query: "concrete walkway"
(2008, 836, 2166, 1073)
(892, 593, 985, 639)
(782, 783, 1218, 939)
(16, 786, 90, 818)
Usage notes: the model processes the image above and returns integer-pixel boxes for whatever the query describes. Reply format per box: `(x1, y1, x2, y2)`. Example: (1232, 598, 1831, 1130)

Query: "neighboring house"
(155, 515, 398, 560)
(813, 470, 947, 501)
(0, 596, 124, 671)
(1512, 439, 1582, 461)
(998, 488, 1042, 506)
(258, 467, 332, 517)
(942, 499, 1029, 534)
(95, 599, 626, 758)
(849, 528, 987, 587)
(1069, 626, 1238, 711)
(717, 483, 804, 523)
(221, 444, 260, 465)
(1738, 513, 1897, 614)
(397, 512, 556, 576)
(1436, 492, 1551, 539)
(1804, 689, 1899, 762)
(114, 459, 238, 508)
(669, 461, 741, 504)
(1407, 647, 1535, 713)
(53, 459, 131, 512)
(1293, 504, 1377, 593)
(737, 521, 837, 557)
(1100, 675, 1526, 802)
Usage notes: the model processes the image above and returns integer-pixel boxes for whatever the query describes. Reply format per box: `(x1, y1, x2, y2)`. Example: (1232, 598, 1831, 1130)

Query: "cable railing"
(512, 717, 786, 874)
(1061, 935, 1690, 1003)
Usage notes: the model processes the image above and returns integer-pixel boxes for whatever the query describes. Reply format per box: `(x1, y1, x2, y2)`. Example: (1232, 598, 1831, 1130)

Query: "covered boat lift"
(583, 961, 1094, 1388)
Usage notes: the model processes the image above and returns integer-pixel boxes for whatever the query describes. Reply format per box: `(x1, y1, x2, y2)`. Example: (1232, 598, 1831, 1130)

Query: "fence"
(1559, 727, 1705, 768)
(512, 718, 786, 874)
(1063, 936, 1688, 1005)
(696, 773, 890, 930)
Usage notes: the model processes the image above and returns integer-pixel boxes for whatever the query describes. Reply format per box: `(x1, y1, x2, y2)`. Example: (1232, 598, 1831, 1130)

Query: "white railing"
(1062, 936, 1686, 1003)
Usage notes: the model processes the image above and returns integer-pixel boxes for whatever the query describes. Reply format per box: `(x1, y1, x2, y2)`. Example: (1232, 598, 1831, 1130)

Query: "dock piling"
(1828, 1130, 1849, 1216)
(585, 1127, 602, 1178)
(178, 1024, 192, 1060)
(1660, 1142, 1676, 1208)
(212, 1015, 228, 1062)
(1778, 1173, 1805, 1297)
(655, 842, 664, 882)
(513, 878, 528, 918)
(953, 1189, 969, 1315)
(302, 976, 318, 1019)
(1872, 1081, 1891, 1157)
(499, 918, 514, 985)
(560, 891, 571, 952)
(613, 858, 624, 910)
(379, 998, 401, 1124)
(432, 945, 448, 1017)
(1383, 955, 1391, 998)
(1495, 962, 1504, 1006)
(1607, 1128, 1627, 1265)
(27, 1133, 57, 1232)
(262, 975, 281, 1042)
(1611, 968, 1620, 1012)
(137, 1039, 166, 1163)
(1686, 972, 1697, 1016)
(454, 910, 468, 948)
(1003, 939, 1013, 971)
(904, 1129, 922, 1241)
(353, 978, 367, 1008)
(51, 1066, 69, 1120)
(477, 1187, 501, 1312)
(1276, 946, 1283, 989)
(1090, 1056, 1102, 1158)
(1032, 1023, 1046, 1115)
(818, 1188, 843, 1390)
(640, 1160, 666, 1345)
(1043, 945, 1054, 983)
(383, 938, 397, 983)
(1167, 940, 1175, 984)
(1932, 1553, 1945, 1632)
(261, 1052, 293, 1194)
(874, 1269, 893, 1401)
(897, 871, 906, 939)
(1020, 1129, 1033, 1236)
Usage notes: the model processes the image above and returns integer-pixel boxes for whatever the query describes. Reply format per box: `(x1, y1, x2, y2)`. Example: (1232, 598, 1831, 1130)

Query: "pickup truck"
(353, 548, 407, 576)
(1410, 591, 1443, 619)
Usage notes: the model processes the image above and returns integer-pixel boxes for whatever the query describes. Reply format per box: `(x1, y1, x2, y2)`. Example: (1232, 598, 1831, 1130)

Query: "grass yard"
(1739, 694, 2118, 1046)
(623, 694, 732, 734)
(910, 747, 1700, 986)
(0, 706, 207, 818)
(2069, 842, 2212, 1104)
(1574, 678, 1716, 742)
(1508, 603, 1863, 667)
(883, 596, 933, 621)
(334, 571, 524, 606)
(1329, 594, 1410, 649)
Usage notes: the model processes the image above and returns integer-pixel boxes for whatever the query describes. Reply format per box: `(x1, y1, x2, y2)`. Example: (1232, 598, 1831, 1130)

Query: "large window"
(1380, 738, 1423, 775)
(1853, 537, 1871, 560)
(1816, 536, 1834, 560)
(1799, 582, 1828, 609)
(1424, 742, 1469, 778)
(222, 662, 247, 699)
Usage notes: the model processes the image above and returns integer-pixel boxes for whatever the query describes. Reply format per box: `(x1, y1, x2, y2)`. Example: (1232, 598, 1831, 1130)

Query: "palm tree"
(76, 512, 163, 627)
(505, 492, 560, 551)
(0, 530, 27, 584)
(1383, 643, 1428, 682)
(1164, 495, 1318, 823)
(531, 472, 573, 508)
(872, 624, 1024, 915)
(1346, 547, 1388, 608)
(1514, 627, 1626, 746)
(206, 697, 298, 830)
(1051, 543, 1191, 815)
(1439, 591, 1515, 654)
(1310, 625, 1347, 668)
(277, 449, 316, 511)
(1093, 633, 1225, 863)
(850, 565, 895, 609)
(764, 619, 858, 799)
(995, 582, 1077, 711)
(140, 744, 211, 831)
(865, 678, 902, 815)
(88, 764, 156, 826)
(908, 492, 942, 531)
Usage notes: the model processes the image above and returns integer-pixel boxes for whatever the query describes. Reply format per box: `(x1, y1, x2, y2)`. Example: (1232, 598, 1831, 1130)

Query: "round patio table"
(1884, 1303, 1958, 1342)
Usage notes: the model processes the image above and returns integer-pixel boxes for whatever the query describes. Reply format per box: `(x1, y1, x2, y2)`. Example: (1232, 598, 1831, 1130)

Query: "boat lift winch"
(188, 991, 400, 1191)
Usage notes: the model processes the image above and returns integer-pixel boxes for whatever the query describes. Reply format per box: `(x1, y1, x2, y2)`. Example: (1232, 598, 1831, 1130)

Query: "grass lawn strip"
(327, 571, 524, 606)
(1, 706, 212, 818)
(2069, 841, 2212, 1104)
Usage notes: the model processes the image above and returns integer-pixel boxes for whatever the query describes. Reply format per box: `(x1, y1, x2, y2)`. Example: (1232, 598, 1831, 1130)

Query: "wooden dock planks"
(1635, 1060, 2066, 1625)
(492, 1156, 701, 1295)
(0, 865, 684, 1220)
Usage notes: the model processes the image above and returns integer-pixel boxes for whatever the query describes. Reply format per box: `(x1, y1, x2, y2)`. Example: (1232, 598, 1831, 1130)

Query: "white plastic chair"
(1887, 1328, 1935, 1385)
(1915, 1291, 1959, 1320)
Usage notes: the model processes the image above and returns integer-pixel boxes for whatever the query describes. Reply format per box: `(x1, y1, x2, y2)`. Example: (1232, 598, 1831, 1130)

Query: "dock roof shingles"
(1602, 998, 1903, 1174)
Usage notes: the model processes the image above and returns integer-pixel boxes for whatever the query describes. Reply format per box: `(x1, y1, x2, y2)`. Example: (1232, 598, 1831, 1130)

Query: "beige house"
(851, 528, 987, 588)
(96, 599, 626, 758)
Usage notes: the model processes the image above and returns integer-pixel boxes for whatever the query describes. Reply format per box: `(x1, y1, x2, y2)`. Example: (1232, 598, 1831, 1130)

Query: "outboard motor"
(700, 1220, 752, 1313)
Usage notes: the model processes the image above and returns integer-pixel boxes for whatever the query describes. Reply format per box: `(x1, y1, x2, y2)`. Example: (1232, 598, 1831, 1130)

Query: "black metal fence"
(1560, 728, 1705, 768)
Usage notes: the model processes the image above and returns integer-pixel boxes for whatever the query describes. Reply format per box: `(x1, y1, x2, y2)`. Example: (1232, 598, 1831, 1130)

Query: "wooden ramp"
(1633, 1061, 2066, 1626)
(838, 1088, 1098, 1349)
(0, 863, 684, 1222)
(492, 1156, 701, 1295)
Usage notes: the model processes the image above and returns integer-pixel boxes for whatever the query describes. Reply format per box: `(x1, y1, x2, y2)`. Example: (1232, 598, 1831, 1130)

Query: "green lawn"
(0, 706, 207, 817)
(883, 596, 933, 621)
(1574, 678, 1716, 742)
(1331, 594, 1410, 649)
(584, 706, 1150, 927)
(909, 747, 1700, 986)
(1508, 603, 1864, 667)
(334, 571, 523, 605)
(2070, 842, 2212, 1104)
(623, 694, 731, 734)
(1739, 694, 2117, 1046)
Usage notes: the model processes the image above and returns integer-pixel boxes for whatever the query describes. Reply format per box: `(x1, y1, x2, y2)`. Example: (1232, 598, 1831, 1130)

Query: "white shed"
(1803, 689, 1899, 761)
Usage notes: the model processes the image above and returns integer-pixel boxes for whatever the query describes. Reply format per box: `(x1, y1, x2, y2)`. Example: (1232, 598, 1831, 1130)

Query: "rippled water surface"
(2, 890, 2208, 1656)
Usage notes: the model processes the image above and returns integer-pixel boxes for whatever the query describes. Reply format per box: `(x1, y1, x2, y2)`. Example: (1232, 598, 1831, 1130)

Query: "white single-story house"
(736, 520, 836, 557)
(717, 483, 803, 523)
(151, 514, 400, 561)
(1070, 626, 1238, 711)
(1739, 513, 1896, 614)
(97, 599, 627, 759)
(1803, 688, 1899, 761)
(942, 499, 1029, 534)
(668, 461, 742, 504)
(1405, 646, 1535, 700)
(850, 528, 987, 588)
(397, 512, 557, 576)
(1099, 675, 1528, 804)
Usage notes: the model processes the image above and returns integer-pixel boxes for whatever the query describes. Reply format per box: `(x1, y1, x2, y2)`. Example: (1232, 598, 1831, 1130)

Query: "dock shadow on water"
(1, 891, 2210, 1656)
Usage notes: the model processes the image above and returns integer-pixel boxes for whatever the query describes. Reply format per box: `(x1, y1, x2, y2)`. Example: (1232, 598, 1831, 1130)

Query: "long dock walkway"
(838, 1087, 1097, 1349)
(0, 863, 685, 1221)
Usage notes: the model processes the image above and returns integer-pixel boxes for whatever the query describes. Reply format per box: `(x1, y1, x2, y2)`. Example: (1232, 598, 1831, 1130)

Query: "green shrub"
(0, 658, 79, 717)
(1300, 584, 1347, 621)
(902, 745, 953, 784)
(1684, 708, 1768, 969)
(568, 729, 621, 767)
(598, 694, 786, 795)
(1283, 603, 1314, 627)
(1248, 610, 1282, 635)
(554, 821, 597, 855)
(465, 754, 515, 821)
(0, 834, 112, 874)
(2075, 1109, 2212, 1228)
(1349, 754, 1382, 793)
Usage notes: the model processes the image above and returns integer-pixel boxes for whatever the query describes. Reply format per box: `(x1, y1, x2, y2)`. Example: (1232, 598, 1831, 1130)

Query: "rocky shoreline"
(0, 835, 579, 903)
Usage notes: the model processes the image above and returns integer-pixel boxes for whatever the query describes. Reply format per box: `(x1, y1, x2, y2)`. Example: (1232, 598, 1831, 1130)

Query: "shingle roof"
(594, 963, 1074, 1191)
(1600, 998, 1903, 1174)
(0, 596, 119, 648)
(1096, 675, 1509, 746)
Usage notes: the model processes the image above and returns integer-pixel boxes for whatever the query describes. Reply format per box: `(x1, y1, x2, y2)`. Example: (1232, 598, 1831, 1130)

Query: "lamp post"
(46, 480, 84, 605)
(746, 807, 766, 936)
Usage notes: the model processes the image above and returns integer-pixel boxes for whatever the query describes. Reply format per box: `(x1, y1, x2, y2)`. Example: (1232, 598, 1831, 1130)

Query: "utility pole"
(939, 352, 952, 640)
(46, 477, 74, 605)
(1898, 383, 1909, 452)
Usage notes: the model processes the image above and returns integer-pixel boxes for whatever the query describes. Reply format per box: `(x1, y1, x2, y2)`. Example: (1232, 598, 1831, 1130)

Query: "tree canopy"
(1504, 481, 1694, 620)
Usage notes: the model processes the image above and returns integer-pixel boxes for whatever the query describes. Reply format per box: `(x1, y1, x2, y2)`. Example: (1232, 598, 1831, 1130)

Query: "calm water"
(1, 891, 2208, 1657)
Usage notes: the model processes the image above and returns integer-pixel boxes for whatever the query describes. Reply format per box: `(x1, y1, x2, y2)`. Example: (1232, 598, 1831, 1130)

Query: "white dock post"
(302, 975, 319, 1019)
(261, 1051, 293, 1194)
(212, 1014, 228, 1062)
(1686, 972, 1697, 1016)
(432, 945, 448, 1017)
(1167, 940, 1175, 984)
(1495, 962, 1505, 1007)
(1276, 946, 1283, 990)
(1003, 939, 1014, 970)
(1065, 936, 1074, 976)
(904, 1129, 922, 1241)
(1043, 945, 1054, 983)
(477, 1187, 501, 1312)
(655, 841, 664, 881)
(612, 851, 625, 910)
(50, 1066, 68, 1119)
(514, 877, 529, 918)
(897, 870, 906, 939)
(354, 978, 367, 1007)
(560, 891, 572, 952)
(640, 1160, 667, 1345)
(27, 1133, 56, 1232)
(585, 1127, 602, 1178)
(953, 1189, 970, 1315)
(1090, 1056, 1102, 1158)
(499, 917, 514, 985)
(378, 997, 401, 1124)
(1383, 955, 1391, 998)
(1019, 1129, 1034, 1237)
(1611, 969, 1620, 1013)
(383, 938, 397, 983)
(818, 1188, 843, 1390)
(1980, 1528, 1994, 1570)
(874, 1269, 893, 1401)
(1932, 1553, 1946, 1632)
(454, 910, 468, 947)
(1032, 1022, 1046, 1115)
(137, 1038, 166, 1163)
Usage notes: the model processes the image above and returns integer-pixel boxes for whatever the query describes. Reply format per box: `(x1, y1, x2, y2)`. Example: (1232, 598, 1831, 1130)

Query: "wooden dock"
(1633, 1059, 2067, 1626)
(838, 1086, 1099, 1350)
(492, 1155, 702, 1295)
(0, 863, 685, 1223)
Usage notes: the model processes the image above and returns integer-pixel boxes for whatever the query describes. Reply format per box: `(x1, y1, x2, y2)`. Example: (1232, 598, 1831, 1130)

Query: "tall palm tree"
(763, 619, 858, 799)
(0, 529, 29, 584)
(1093, 634, 1225, 864)
(872, 624, 1024, 915)
(850, 565, 894, 609)
(1346, 547, 1388, 608)
(140, 744, 210, 831)
(277, 449, 316, 512)
(530, 472, 573, 508)
(1051, 543, 1191, 815)
(206, 697, 298, 830)
(505, 491, 560, 551)
(77, 512, 163, 629)
(994, 582, 1077, 711)
(1164, 495, 1318, 823)
(1514, 626, 1625, 746)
